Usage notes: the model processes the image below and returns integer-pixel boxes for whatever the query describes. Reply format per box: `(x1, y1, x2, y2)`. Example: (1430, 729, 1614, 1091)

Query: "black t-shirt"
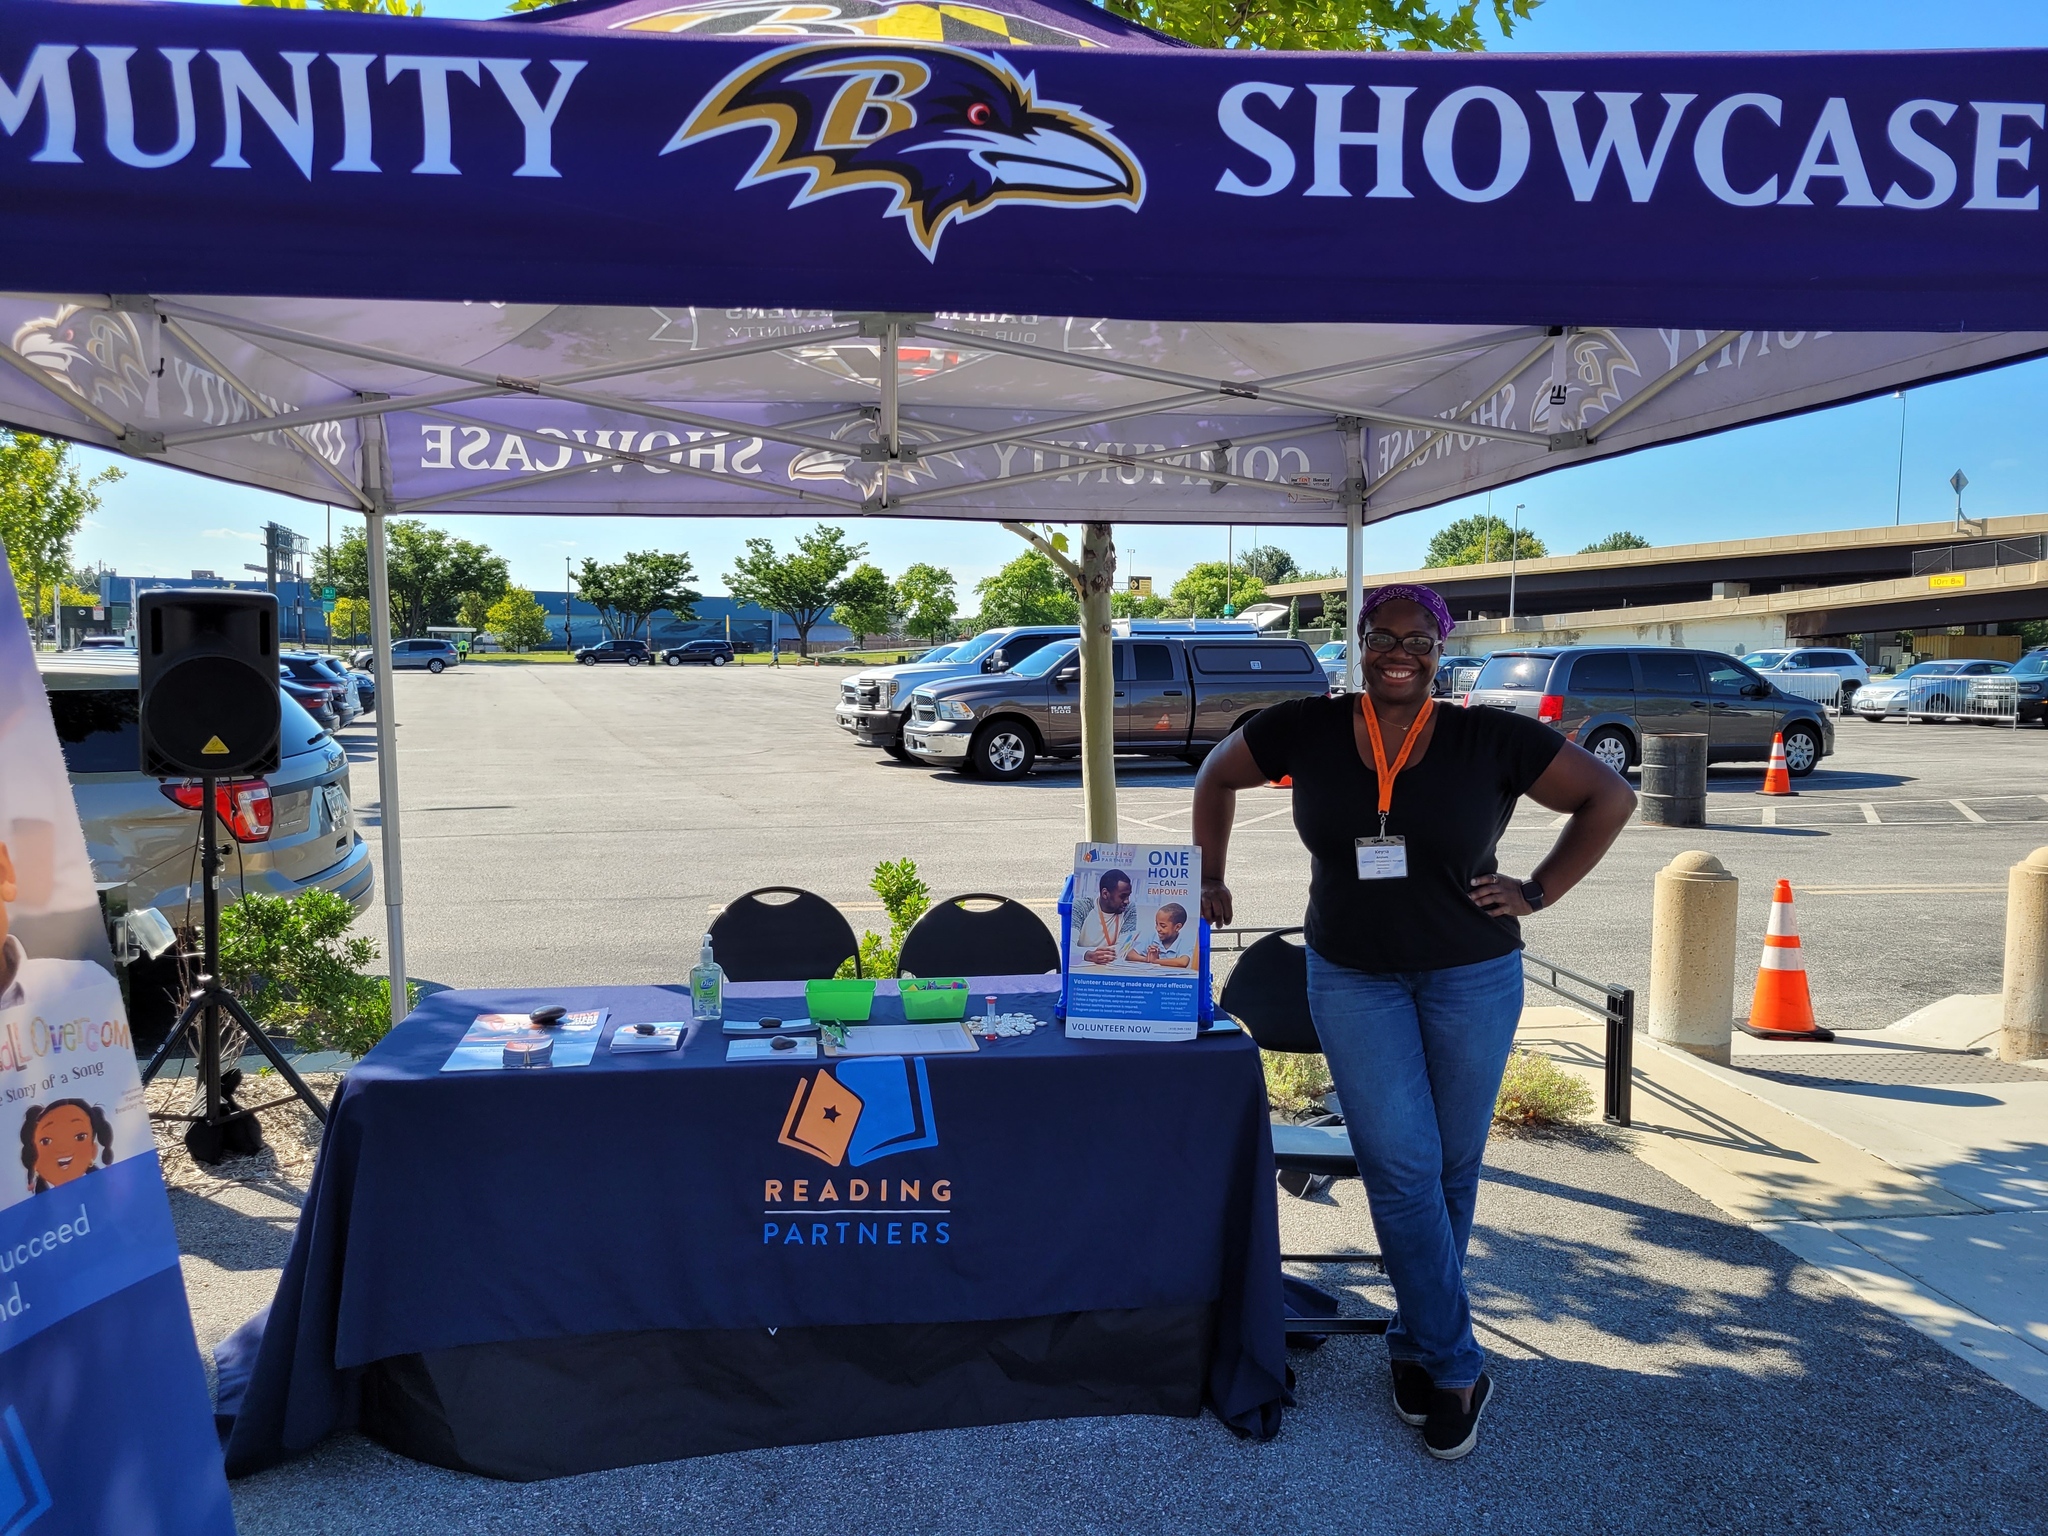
(1242, 695, 1563, 974)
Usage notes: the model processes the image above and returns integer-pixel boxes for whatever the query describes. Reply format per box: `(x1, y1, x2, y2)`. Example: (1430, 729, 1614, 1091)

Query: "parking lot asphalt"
(345, 663, 2048, 1031)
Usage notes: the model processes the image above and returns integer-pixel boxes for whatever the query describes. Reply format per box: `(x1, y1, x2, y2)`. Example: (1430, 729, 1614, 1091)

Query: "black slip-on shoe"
(1390, 1359, 1433, 1426)
(1423, 1373, 1493, 1461)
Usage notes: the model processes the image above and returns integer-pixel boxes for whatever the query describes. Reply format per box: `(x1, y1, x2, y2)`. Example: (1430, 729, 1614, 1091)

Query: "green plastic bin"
(805, 978, 876, 1023)
(899, 979, 971, 1021)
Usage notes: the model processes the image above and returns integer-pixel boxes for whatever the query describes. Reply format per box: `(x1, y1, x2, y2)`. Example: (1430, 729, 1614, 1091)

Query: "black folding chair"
(707, 887, 860, 982)
(898, 894, 1060, 979)
(1218, 928, 1390, 1342)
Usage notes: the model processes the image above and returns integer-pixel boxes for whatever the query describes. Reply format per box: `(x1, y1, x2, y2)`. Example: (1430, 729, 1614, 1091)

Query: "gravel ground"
(185, 1121, 2045, 1536)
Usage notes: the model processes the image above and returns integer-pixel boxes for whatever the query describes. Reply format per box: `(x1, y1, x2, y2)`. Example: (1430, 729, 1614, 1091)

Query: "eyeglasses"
(1363, 631, 1439, 656)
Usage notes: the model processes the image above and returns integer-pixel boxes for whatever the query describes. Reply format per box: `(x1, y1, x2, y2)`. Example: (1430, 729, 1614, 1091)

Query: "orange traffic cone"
(1738, 880, 1835, 1041)
(1758, 732, 1796, 796)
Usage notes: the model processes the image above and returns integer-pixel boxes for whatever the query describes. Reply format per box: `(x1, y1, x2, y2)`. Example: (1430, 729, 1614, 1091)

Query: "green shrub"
(1493, 1048, 1595, 1129)
(216, 889, 414, 1059)
(835, 857, 930, 979)
(1261, 1050, 1333, 1115)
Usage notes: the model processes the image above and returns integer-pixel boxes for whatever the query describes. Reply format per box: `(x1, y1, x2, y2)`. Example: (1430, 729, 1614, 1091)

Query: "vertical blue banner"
(0, 546, 234, 1534)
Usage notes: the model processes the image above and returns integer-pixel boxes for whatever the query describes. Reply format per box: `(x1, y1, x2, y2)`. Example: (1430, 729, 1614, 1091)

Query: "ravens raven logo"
(664, 44, 1143, 258)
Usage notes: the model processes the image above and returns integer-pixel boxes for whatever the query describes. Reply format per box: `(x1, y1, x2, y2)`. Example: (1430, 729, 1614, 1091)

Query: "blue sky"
(76, 0, 2048, 596)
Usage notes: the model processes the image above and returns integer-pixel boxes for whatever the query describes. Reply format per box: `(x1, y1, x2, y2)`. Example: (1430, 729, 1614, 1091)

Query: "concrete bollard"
(1640, 733, 1707, 828)
(1998, 847, 2048, 1063)
(1648, 850, 1740, 1065)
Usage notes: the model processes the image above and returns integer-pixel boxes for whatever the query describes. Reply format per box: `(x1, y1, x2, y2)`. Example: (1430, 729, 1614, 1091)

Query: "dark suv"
(659, 639, 734, 667)
(1464, 645, 1834, 776)
(574, 638, 652, 666)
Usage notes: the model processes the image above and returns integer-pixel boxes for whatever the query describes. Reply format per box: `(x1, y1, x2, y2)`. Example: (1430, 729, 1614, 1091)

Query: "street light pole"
(1509, 503, 1524, 622)
(564, 555, 572, 651)
(1893, 391, 1908, 526)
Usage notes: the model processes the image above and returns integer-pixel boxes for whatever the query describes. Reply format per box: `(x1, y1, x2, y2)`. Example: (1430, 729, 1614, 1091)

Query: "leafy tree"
(1111, 589, 1171, 620)
(456, 590, 495, 634)
(1425, 514, 1546, 567)
(834, 563, 898, 646)
(576, 550, 699, 640)
(328, 595, 374, 644)
(1580, 531, 1651, 553)
(971, 550, 1079, 629)
(1100, 0, 1536, 52)
(0, 432, 121, 647)
(485, 587, 552, 652)
(315, 520, 508, 637)
(893, 562, 960, 644)
(1235, 544, 1300, 584)
(726, 526, 867, 656)
(1167, 562, 1265, 619)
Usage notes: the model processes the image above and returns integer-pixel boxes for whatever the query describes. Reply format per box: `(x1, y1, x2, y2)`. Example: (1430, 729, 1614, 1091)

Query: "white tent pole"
(361, 407, 409, 1029)
(1345, 421, 1365, 694)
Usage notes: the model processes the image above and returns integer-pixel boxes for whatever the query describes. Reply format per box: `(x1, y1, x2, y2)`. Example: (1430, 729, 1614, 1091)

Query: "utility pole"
(1509, 503, 1525, 622)
(563, 555, 572, 651)
(1893, 392, 1908, 525)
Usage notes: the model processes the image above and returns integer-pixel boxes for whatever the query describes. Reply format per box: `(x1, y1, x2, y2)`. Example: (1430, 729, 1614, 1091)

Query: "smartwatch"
(1519, 879, 1547, 913)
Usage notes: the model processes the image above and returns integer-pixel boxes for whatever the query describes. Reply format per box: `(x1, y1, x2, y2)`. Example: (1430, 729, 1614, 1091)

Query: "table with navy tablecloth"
(215, 978, 1288, 1480)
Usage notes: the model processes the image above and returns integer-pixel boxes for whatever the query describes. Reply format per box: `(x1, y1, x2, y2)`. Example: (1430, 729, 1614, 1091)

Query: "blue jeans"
(1304, 948, 1523, 1389)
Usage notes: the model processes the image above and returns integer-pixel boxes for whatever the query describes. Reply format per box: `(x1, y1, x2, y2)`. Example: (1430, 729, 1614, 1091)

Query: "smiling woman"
(1192, 580, 1636, 1461)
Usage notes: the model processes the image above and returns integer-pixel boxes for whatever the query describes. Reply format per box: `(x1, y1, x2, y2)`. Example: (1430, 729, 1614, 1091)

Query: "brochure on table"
(1064, 843, 1203, 1042)
(0, 550, 235, 1534)
(442, 1011, 608, 1072)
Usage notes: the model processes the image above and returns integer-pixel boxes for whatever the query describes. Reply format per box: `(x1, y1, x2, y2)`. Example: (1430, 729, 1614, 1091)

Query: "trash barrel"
(1640, 733, 1706, 827)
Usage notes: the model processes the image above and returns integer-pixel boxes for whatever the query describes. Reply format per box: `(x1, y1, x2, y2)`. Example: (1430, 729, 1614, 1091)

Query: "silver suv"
(1464, 645, 1834, 776)
(39, 653, 375, 920)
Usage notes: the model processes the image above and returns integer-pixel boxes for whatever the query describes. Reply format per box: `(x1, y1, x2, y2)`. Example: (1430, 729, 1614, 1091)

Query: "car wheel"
(884, 737, 913, 762)
(1583, 727, 1632, 775)
(579, 654, 596, 665)
(627, 654, 643, 666)
(971, 721, 1036, 781)
(664, 653, 681, 666)
(427, 658, 445, 674)
(1781, 724, 1822, 777)
(711, 654, 729, 666)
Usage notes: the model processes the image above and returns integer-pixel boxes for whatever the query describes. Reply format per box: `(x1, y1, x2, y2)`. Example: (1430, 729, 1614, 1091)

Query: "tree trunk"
(1078, 522, 1117, 844)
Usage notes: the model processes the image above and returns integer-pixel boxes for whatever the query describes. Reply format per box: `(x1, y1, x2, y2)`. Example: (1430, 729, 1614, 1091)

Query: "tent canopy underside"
(4, 295, 2040, 527)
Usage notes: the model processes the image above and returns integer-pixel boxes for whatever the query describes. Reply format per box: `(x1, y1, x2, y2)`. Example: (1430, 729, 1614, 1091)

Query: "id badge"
(1356, 837, 1408, 880)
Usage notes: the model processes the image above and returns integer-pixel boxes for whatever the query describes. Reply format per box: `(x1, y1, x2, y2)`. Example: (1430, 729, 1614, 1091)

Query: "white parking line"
(1952, 799, 1989, 824)
(1760, 806, 1777, 827)
(1237, 806, 1294, 827)
(1860, 803, 1881, 824)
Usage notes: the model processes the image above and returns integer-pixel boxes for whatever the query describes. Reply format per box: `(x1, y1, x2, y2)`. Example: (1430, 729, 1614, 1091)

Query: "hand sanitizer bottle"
(690, 933, 724, 1025)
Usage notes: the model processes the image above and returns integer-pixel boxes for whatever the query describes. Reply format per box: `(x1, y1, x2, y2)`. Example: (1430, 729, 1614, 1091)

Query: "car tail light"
(160, 779, 273, 842)
(1537, 694, 1564, 723)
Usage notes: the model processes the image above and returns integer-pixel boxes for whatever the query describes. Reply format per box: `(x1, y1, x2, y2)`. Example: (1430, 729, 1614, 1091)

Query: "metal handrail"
(1209, 928, 1634, 1128)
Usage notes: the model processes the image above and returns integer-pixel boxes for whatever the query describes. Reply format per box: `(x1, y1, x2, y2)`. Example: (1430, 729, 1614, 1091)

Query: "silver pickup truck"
(901, 634, 1327, 779)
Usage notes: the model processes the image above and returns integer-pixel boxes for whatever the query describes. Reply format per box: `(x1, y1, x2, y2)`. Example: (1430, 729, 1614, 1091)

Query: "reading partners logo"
(764, 1056, 951, 1248)
(664, 43, 1143, 259)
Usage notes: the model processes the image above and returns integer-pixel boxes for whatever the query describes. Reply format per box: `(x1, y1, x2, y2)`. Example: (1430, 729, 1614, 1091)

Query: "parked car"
(1742, 646, 1871, 699)
(2011, 649, 2048, 724)
(38, 653, 375, 917)
(1315, 639, 1348, 691)
(838, 624, 1081, 758)
(575, 637, 652, 666)
(1435, 656, 1484, 700)
(281, 652, 359, 726)
(901, 634, 1327, 780)
(1850, 658, 2012, 721)
(840, 621, 1257, 759)
(279, 670, 340, 732)
(658, 638, 734, 667)
(350, 668, 376, 715)
(350, 638, 461, 672)
(76, 634, 134, 651)
(1463, 645, 1835, 776)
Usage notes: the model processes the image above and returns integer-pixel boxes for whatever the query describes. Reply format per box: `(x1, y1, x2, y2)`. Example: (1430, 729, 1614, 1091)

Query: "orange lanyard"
(1361, 694, 1434, 831)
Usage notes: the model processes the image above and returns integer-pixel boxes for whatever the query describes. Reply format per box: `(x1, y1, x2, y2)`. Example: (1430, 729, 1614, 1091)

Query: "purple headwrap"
(1359, 583, 1455, 640)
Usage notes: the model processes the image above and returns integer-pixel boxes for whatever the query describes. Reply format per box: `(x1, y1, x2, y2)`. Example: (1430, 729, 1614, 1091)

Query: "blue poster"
(0, 548, 234, 1535)
(1064, 843, 1201, 1042)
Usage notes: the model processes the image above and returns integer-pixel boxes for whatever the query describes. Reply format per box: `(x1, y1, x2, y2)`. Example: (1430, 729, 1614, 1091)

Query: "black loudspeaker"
(137, 590, 281, 777)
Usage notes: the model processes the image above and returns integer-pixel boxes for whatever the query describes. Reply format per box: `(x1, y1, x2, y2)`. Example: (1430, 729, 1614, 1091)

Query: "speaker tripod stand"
(140, 773, 330, 1164)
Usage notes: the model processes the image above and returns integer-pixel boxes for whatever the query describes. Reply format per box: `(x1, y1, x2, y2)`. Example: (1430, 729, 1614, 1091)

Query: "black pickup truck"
(900, 634, 1327, 779)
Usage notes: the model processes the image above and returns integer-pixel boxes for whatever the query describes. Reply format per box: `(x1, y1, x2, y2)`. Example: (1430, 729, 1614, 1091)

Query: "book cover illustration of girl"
(19, 1099, 114, 1195)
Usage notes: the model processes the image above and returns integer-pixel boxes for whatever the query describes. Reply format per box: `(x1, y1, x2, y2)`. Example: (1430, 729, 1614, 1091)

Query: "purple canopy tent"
(3, 0, 2046, 1017)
